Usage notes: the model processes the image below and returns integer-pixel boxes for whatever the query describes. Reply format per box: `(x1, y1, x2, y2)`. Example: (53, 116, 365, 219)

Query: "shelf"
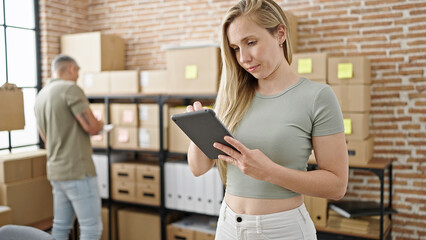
(112, 199, 161, 212)
(165, 208, 219, 218)
(316, 222, 392, 240)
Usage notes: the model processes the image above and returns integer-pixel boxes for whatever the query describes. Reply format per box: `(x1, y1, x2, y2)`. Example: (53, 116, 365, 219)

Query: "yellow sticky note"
(337, 63, 353, 79)
(298, 58, 312, 74)
(344, 119, 352, 135)
(185, 65, 198, 79)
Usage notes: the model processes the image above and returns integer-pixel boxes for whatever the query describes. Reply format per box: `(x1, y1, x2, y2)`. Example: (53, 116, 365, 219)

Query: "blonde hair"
(214, 0, 293, 184)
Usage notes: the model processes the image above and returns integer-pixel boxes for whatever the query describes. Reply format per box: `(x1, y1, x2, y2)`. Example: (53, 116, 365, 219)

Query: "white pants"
(215, 201, 317, 240)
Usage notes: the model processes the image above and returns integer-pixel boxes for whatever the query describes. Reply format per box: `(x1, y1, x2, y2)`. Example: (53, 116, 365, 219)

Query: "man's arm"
(75, 108, 104, 135)
(38, 127, 46, 144)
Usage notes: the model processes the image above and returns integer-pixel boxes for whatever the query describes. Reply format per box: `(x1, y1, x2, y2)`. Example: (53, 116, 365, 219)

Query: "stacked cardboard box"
(0, 206, 13, 227)
(291, 52, 328, 84)
(168, 106, 191, 154)
(328, 56, 373, 164)
(90, 103, 108, 148)
(0, 150, 53, 225)
(138, 103, 168, 151)
(100, 206, 118, 240)
(110, 104, 139, 150)
(167, 215, 217, 240)
(111, 162, 161, 206)
(118, 207, 161, 240)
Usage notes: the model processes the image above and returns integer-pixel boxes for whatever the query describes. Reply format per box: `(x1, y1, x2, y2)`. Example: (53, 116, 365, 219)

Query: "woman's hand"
(214, 136, 276, 181)
(186, 101, 203, 112)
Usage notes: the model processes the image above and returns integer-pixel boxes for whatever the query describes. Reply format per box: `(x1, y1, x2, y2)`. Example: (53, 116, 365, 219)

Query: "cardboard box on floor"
(118, 208, 161, 240)
(0, 177, 53, 225)
(101, 206, 118, 240)
(168, 107, 191, 153)
(328, 56, 371, 85)
(0, 83, 25, 131)
(0, 149, 47, 183)
(166, 46, 221, 94)
(291, 53, 328, 83)
(331, 85, 371, 113)
(0, 206, 13, 227)
(61, 32, 125, 90)
(140, 70, 169, 94)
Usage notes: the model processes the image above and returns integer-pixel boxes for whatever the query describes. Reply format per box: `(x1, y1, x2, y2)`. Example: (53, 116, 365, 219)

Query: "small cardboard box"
(138, 127, 168, 151)
(82, 72, 110, 95)
(111, 163, 136, 182)
(91, 103, 108, 148)
(111, 181, 136, 203)
(166, 46, 221, 94)
(0, 206, 13, 227)
(167, 224, 194, 240)
(168, 107, 191, 153)
(61, 32, 125, 88)
(136, 183, 160, 206)
(139, 104, 169, 127)
(343, 113, 370, 141)
(110, 104, 139, 127)
(291, 52, 328, 83)
(136, 164, 160, 185)
(0, 83, 25, 131)
(328, 56, 371, 85)
(347, 137, 374, 164)
(0, 177, 53, 225)
(140, 70, 169, 94)
(110, 126, 139, 150)
(109, 70, 140, 94)
(331, 85, 371, 113)
(118, 208, 161, 240)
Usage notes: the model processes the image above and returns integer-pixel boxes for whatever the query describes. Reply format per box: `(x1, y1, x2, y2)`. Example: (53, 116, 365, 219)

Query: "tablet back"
(171, 109, 235, 159)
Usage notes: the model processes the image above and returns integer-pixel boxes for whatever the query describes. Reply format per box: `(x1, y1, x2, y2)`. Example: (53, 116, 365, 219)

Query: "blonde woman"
(186, 0, 348, 239)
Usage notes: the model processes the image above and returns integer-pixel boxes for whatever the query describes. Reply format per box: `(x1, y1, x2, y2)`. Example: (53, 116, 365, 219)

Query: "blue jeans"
(50, 176, 103, 240)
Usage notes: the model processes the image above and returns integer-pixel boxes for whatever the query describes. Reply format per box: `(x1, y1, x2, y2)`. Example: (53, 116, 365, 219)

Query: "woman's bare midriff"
(224, 192, 304, 215)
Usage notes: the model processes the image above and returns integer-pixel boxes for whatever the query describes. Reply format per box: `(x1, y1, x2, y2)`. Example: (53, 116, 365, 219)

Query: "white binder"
(164, 162, 177, 209)
(204, 168, 216, 215)
(175, 162, 186, 210)
(213, 167, 224, 215)
(194, 171, 206, 214)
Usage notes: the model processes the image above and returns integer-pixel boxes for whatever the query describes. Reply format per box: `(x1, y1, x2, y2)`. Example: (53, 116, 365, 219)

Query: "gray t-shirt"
(34, 79, 96, 181)
(226, 78, 344, 199)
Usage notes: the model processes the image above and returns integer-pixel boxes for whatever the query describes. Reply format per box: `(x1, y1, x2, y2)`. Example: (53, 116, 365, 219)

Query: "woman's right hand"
(186, 101, 203, 112)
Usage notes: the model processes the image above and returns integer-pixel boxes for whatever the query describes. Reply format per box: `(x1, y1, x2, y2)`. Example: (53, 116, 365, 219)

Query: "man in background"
(34, 54, 104, 240)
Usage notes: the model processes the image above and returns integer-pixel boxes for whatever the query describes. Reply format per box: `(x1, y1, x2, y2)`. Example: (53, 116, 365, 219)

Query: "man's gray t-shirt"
(34, 79, 96, 181)
(226, 78, 344, 199)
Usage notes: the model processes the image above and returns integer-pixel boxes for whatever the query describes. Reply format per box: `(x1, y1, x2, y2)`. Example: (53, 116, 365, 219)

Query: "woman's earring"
(279, 43, 283, 48)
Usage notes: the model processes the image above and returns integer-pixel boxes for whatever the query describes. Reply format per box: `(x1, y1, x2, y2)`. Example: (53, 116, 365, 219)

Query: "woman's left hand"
(214, 136, 276, 181)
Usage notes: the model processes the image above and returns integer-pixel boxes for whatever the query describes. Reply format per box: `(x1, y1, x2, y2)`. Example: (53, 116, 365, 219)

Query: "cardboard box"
(61, 32, 125, 89)
(0, 177, 53, 225)
(0, 83, 25, 131)
(136, 183, 160, 206)
(0, 206, 13, 227)
(118, 208, 161, 240)
(328, 56, 371, 85)
(109, 70, 140, 94)
(168, 107, 191, 153)
(110, 104, 138, 127)
(304, 196, 328, 228)
(284, 10, 298, 53)
(112, 180, 136, 203)
(331, 85, 371, 113)
(0, 153, 33, 183)
(91, 103, 108, 148)
(111, 163, 136, 182)
(167, 224, 194, 240)
(139, 127, 168, 151)
(343, 113, 370, 141)
(110, 126, 139, 149)
(291, 53, 327, 83)
(140, 70, 169, 94)
(166, 46, 221, 94)
(82, 72, 110, 95)
(136, 164, 160, 185)
(347, 137, 374, 164)
(195, 231, 215, 240)
(139, 104, 169, 127)
(101, 207, 118, 240)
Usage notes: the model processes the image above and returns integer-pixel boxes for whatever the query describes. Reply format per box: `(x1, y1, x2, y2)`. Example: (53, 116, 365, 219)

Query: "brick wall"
(40, 0, 426, 239)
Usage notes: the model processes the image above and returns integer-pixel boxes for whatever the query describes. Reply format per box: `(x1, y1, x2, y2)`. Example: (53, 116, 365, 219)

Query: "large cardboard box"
(91, 103, 108, 148)
(139, 126, 168, 151)
(118, 208, 161, 240)
(328, 56, 371, 85)
(140, 70, 169, 94)
(168, 107, 191, 153)
(166, 46, 221, 94)
(109, 70, 140, 94)
(61, 32, 125, 89)
(139, 104, 169, 127)
(347, 137, 374, 164)
(0, 83, 25, 131)
(101, 206, 117, 240)
(167, 224, 194, 240)
(82, 72, 110, 95)
(0, 177, 53, 225)
(331, 85, 371, 112)
(110, 104, 138, 127)
(291, 53, 327, 83)
(0, 206, 13, 227)
(304, 196, 328, 228)
(0, 153, 33, 183)
(343, 113, 370, 141)
(284, 10, 298, 53)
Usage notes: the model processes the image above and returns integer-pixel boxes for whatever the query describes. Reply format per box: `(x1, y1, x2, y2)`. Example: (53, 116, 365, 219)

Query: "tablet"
(171, 109, 237, 159)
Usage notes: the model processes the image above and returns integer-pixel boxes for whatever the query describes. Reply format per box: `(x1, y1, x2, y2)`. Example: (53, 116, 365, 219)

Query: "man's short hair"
(51, 54, 78, 76)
